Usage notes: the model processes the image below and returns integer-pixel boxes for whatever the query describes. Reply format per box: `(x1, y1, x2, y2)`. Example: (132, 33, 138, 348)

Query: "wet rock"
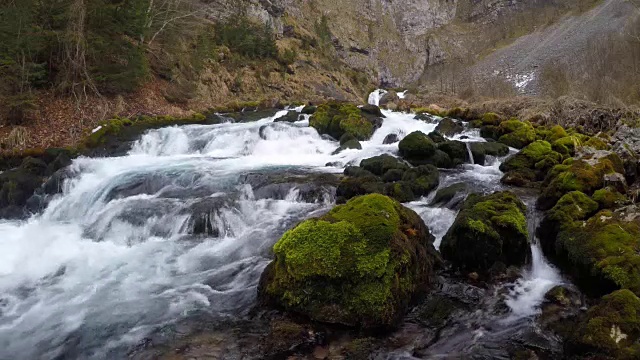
(430, 183, 468, 209)
(274, 110, 301, 123)
(382, 133, 399, 144)
(427, 131, 446, 144)
(261, 320, 317, 358)
(468, 142, 510, 166)
(401, 165, 440, 198)
(332, 139, 362, 155)
(360, 104, 384, 118)
(360, 155, 408, 176)
(440, 191, 530, 274)
(0, 157, 50, 219)
(258, 194, 439, 329)
(434, 118, 464, 137)
(437, 140, 469, 167)
(183, 196, 231, 236)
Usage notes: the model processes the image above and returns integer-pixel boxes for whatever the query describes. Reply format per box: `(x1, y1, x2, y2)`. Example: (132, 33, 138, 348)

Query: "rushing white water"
(368, 89, 388, 106)
(0, 91, 563, 358)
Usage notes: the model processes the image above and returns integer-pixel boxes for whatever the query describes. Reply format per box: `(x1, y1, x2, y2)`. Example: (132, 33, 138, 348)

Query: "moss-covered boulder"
(553, 136, 583, 156)
(538, 191, 599, 254)
(427, 131, 446, 144)
(537, 155, 619, 210)
(301, 105, 317, 115)
(536, 125, 568, 143)
(401, 165, 440, 198)
(497, 120, 536, 149)
(500, 141, 564, 186)
(360, 104, 384, 118)
(398, 131, 436, 164)
(437, 141, 469, 167)
(258, 194, 439, 329)
(548, 208, 640, 297)
(572, 290, 640, 359)
(332, 139, 362, 154)
(468, 142, 510, 165)
(440, 191, 530, 274)
(434, 118, 464, 137)
(310, 103, 380, 141)
(593, 187, 627, 209)
(360, 155, 408, 176)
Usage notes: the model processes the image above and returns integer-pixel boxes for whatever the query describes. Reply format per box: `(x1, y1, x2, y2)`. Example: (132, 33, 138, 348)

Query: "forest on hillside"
(0, 0, 290, 126)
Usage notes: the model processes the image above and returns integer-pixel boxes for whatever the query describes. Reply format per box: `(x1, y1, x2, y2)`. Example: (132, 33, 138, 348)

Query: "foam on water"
(0, 90, 563, 358)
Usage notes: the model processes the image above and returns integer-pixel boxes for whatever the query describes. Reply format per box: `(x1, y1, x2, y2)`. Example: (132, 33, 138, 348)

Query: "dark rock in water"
(401, 165, 440, 198)
(259, 124, 269, 140)
(414, 112, 436, 122)
(360, 104, 385, 118)
(274, 110, 301, 123)
(0, 157, 49, 219)
(382, 133, 399, 144)
(469, 141, 510, 166)
(301, 105, 317, 115)
(360, 155, 408, 176)
(435, 118, 464, 137)
(381, 168, 404, 183)
(437, 140, 469, 167)
(441, 191, 530, 275)
(241, 171, 339, 204)
(383, 181, 415, 203)
(258, 194, 440, 329)
(332, 139, 362, 155)
(339, 132, 356, 145)
(336, 176, 385, 203)
(226, 109, 279, 123)
(428, 131, 446, 144)
(430, 183, 468, 209)
(261, 320, 318, 358)
(398, 131, 436, 164)
(183, 196, 232, 237)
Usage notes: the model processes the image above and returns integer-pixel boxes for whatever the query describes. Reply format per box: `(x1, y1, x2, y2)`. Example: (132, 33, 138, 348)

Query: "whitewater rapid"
(0, 95, 562, 359)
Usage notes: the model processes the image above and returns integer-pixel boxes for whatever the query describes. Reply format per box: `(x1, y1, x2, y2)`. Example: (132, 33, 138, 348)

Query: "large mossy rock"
(258, 194, 439, 329)
(310, 103, 381, 141)
(500, 140, 564, 187)
(571, 290, 640, 359)
(544, 207, 640, 297)
(536, 153, 621, 210)
(440, 191, 530, 273)
(481, 119, 535, 149)
(398, 131, 436, 163)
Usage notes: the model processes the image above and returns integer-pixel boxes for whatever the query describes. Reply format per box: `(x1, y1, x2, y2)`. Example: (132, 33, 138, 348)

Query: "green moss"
(310, 102, 376, 141)
(441, 191, 529, 273)
(481, 112, 501, 125)
(593, 188, 627, 209)
(398, 131, 436, 163)
(553, 136, 582, 156)
(497, 120, 536, 149)
(500, 141, 563, 185)
(585, 136, 610, 150)
(360, 155, 408, 176)
(262, 194, 437, 328)
(555, 211, 640, 295)
(537, 157, 615, 210)
(576, 290, 640, 359)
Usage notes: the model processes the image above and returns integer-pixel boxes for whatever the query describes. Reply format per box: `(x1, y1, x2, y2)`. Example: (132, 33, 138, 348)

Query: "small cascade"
(505, 201, 563, 318)
(465, 142, 475, 164)
(367, 89, 388, 106)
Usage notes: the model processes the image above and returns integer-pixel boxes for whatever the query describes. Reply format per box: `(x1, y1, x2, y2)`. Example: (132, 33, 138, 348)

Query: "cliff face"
(213, 0, 610, 88)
